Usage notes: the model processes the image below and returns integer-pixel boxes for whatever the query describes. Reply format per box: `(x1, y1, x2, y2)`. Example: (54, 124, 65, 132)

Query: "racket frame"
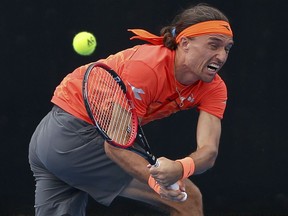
(82, 62, 157, 164)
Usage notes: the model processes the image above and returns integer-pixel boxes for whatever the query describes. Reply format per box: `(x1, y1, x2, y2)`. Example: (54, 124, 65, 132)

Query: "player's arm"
(104, 140, 150, 183)
(189, 81, 226, 174)
(190, 110, 221, 174)
(150, 110, 221, 185)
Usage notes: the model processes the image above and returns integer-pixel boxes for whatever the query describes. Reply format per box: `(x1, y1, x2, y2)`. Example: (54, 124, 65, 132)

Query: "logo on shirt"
(128, 82, 145, 100)
(187, 95, 194, 103)
(177, 94, 195, 107)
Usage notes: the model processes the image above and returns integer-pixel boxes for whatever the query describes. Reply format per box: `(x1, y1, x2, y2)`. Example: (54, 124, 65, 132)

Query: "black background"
(1, 0, 287, 215)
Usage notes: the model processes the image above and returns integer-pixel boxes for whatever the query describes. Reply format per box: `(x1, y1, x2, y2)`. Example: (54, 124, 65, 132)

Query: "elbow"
(207, 148, 218, 169)
(193, 148, 219, 175)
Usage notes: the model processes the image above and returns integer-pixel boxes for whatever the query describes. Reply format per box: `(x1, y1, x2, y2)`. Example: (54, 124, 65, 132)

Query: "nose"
(216, 48, 228, 63)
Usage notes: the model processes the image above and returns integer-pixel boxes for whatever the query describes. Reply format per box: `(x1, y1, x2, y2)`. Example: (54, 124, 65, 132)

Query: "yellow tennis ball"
(72, 31, 97, 56)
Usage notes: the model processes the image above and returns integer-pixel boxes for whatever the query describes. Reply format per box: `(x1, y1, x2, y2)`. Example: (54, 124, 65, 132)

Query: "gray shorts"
(28, 105, 133, 215)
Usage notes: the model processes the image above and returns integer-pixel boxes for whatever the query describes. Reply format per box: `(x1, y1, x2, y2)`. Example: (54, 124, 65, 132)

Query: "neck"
(174, 65, 199, 86)
(174, 50, 199, 86)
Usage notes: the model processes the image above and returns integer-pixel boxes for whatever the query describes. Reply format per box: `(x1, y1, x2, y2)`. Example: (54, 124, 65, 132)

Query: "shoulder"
(193, 74, 227, 103)
(129, 44, 174, 69)
(119, 45, 175, 84)
(199, 74, 227, 92)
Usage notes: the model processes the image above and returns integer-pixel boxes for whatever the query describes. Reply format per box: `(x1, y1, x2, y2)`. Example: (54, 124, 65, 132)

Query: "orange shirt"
(51, 44, 227, 125)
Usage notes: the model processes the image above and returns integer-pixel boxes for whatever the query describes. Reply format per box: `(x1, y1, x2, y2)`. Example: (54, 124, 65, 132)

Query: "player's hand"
(159, 180, 187, 202)
(148, 157, 183, 187)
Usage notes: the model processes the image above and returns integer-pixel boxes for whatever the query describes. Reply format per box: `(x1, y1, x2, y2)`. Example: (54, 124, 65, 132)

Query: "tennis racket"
(82, 62, 187, 201)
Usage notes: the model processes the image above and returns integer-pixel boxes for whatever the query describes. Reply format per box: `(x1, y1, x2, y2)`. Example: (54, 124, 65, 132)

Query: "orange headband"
(128, 20, 233, 45)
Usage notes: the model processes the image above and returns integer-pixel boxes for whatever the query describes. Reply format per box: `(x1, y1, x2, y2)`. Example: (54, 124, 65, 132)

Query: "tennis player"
(29, 3, 234, 216)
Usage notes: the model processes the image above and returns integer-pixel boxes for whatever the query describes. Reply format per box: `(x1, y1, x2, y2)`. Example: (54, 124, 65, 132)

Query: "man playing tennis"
(29, 3, 234, 216)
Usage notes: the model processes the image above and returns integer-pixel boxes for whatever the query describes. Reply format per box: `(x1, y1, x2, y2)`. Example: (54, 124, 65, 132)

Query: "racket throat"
(146, 153, 157, 165)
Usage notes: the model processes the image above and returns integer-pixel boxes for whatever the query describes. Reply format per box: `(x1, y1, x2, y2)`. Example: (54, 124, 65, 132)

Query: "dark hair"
(161, 3, 230, 50)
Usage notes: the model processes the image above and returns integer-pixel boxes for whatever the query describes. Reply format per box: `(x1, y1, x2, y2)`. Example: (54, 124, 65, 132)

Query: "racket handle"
(154, 159, 160, 167)
(169, 183, 188, 202)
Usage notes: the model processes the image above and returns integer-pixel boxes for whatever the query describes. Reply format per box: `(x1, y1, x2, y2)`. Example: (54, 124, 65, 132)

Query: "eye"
(225, 44, 233, 54)
(225, 47, 230, 54)
(209, 43, 218, 50)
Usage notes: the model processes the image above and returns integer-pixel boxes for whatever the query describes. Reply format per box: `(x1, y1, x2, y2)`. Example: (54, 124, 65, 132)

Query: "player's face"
(182, 34, 234, 83)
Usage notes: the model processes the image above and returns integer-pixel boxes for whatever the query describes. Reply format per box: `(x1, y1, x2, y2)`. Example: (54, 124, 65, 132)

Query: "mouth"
(207, 63, 220, 72)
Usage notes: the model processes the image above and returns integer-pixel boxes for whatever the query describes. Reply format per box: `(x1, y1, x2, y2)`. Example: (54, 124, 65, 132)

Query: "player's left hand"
(159, 180, 186, 202)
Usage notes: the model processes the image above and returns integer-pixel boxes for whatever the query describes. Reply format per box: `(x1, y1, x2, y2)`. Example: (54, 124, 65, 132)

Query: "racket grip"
(169, 183, 188, 202)
(153, 159, 160, 167)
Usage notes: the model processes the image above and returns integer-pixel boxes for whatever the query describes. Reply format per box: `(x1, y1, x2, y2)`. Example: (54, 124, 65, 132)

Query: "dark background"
(0, 0, 287, 215)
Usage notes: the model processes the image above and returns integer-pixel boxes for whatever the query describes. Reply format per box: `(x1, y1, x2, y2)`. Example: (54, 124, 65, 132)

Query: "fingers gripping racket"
(82, 62, 187, 200)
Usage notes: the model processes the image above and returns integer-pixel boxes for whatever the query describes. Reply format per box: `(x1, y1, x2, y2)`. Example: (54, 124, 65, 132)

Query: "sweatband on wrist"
(176, 157, 195, 179)
(148, 175, 160, 194)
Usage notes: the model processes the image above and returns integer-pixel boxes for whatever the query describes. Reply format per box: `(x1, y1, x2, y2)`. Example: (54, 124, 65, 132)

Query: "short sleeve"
(197, 80, 227, 119)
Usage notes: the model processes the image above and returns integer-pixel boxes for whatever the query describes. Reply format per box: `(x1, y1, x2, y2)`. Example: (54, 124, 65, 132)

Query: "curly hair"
(161, 3, 230, 50)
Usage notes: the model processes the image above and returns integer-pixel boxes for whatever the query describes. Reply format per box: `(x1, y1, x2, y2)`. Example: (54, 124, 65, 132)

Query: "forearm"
(104, 142, 150, 183)
(190, 145, 218, 174)
(189, 110, 221, 175)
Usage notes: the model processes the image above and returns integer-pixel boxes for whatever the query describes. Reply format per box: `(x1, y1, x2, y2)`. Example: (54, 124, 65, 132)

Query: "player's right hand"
(148, 157, 183, 187)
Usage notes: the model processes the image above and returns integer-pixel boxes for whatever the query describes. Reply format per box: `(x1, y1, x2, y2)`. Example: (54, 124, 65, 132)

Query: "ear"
(178, 37, 190, 52)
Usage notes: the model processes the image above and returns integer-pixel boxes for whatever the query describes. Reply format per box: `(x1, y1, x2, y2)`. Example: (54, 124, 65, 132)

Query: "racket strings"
(88, 68, 134, 145)
(89, 69, 113, 129)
